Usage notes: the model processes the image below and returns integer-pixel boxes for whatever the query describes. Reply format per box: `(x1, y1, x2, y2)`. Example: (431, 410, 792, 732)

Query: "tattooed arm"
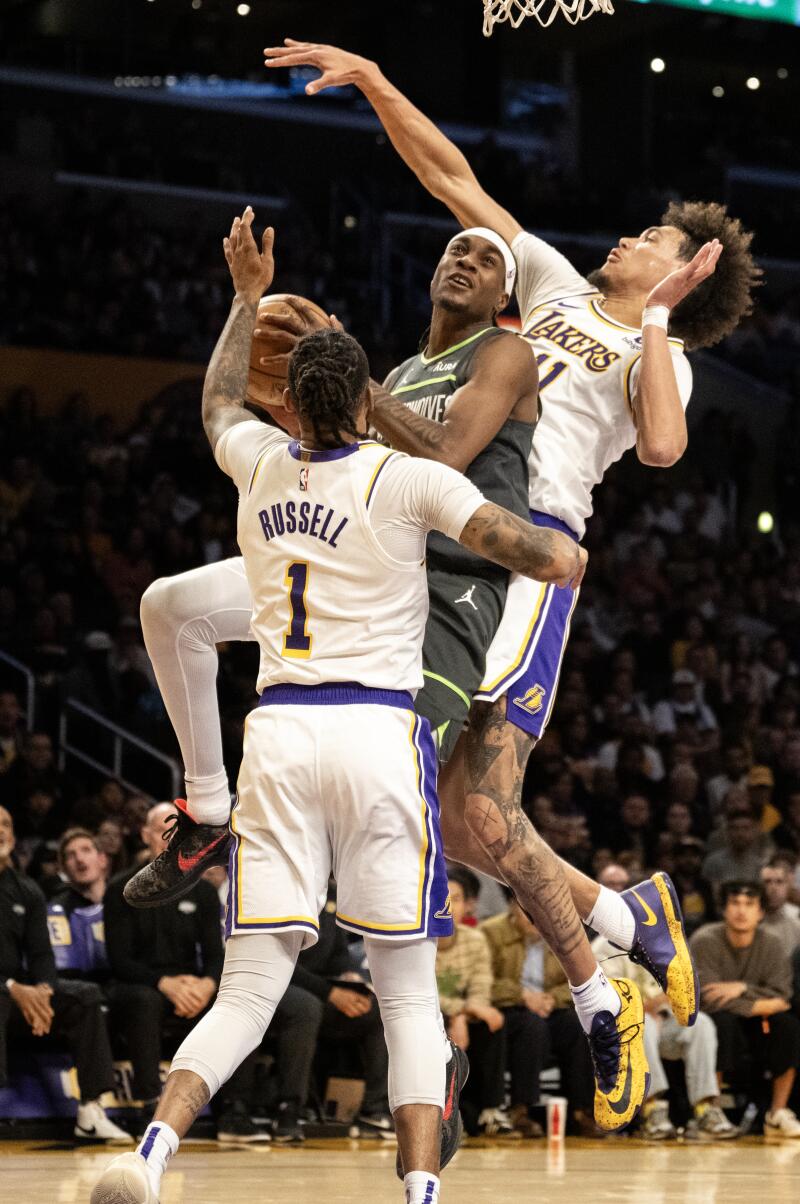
(370, 334, 537, 472)
(459, 502, 586, 590)
(203, 206, 276, 453)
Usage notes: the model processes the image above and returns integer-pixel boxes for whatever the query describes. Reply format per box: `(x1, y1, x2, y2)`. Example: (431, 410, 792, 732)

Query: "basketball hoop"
(482, 0, 614, 35)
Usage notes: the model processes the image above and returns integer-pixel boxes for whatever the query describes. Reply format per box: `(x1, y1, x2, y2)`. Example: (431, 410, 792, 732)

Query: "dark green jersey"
(386, 326, 533, 579)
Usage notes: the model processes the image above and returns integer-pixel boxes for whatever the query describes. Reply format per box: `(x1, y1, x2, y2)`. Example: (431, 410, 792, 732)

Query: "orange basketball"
(247, 293, 331, 411)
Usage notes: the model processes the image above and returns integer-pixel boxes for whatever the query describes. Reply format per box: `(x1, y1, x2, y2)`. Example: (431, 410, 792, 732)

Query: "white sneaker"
(765, 1108, 800, 1139)
(75, 1100, 133, 1142)
(90, 1152, 158, 1203)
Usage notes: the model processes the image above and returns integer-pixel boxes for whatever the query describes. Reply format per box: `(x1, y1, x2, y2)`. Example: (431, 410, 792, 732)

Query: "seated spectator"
(96, 816, 131, 876)
(284, 885, 390, 1140)
(49, 828, 110, 983)
(691, 880, 800, 1139)
(653, 669, 718, 743)
(747, 765, 782, 835)
(436, 873, 510, 1136)
(446, 865, 481, 928)
(481, 896, 593, 1137)
(706, 743, 751, 821)
(0, 731, 74, 823)
(104, 802, 261, 1142)
(671, 837, 717, 935)
(0, 805, 128, 1141)
(592, 864, 736, 1141)
(760, 857, 800, 953)
(703, 803, 773, 895)
(0, 691, 24, 774)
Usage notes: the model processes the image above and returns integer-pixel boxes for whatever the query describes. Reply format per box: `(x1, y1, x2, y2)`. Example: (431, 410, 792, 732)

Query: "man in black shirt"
(0, 804, 129, 1141)
(104, 802, 260, 1141)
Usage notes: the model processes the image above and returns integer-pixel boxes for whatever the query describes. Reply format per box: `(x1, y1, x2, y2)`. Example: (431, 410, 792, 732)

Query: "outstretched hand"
(646, 239, 723, 312)
(264, 39, 372, 95)
(223, 207, 275, 303)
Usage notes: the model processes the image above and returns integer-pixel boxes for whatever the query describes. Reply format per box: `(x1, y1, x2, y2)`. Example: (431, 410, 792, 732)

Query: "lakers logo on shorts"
(513, 683, 547, 715)
(434, 892, 453, 921)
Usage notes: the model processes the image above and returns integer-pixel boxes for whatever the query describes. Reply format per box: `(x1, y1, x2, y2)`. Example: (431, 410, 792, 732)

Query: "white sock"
(137, 1121, 180, 1198)
(585, 884, 636, 951)
(185, 770, 232, 825)
(404, 1171, 440, 1204)
(570, 967, 621, 1033)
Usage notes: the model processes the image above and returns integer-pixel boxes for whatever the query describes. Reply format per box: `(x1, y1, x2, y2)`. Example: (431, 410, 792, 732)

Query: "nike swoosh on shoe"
(177, 833, 228, 873)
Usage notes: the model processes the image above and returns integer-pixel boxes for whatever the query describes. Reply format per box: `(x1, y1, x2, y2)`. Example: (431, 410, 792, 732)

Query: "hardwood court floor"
(2, 1136, 799, 1202)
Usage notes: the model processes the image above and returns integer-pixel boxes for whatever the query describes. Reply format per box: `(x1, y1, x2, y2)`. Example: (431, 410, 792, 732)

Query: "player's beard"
(586, 267, 609, 293)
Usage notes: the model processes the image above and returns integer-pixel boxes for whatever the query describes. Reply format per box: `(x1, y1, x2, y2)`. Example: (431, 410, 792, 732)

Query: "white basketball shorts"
(225, 682, 453, 948)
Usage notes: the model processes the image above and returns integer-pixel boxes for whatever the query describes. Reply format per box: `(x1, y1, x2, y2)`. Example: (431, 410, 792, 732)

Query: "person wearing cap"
(691, 880, 800, 1139)
(652, 669, 718, 740)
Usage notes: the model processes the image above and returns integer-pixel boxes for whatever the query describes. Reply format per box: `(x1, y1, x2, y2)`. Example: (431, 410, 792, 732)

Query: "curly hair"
(287, 329, 370, 449)
(663, 201, 762, 350)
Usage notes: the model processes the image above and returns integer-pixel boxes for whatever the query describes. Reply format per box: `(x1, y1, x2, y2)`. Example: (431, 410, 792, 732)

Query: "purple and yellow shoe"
(588, 977, 650, 1132)
(619, 872, 699, 1027)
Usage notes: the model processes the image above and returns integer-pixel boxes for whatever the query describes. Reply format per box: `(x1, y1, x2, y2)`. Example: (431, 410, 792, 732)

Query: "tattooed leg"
(154, 1069, 211, 1138)
(463, 698, 597, 986)
(438, 736, 512, 879)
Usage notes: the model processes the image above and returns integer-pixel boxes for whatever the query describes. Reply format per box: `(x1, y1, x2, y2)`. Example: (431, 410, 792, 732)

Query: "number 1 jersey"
(214, 420, 484, 694)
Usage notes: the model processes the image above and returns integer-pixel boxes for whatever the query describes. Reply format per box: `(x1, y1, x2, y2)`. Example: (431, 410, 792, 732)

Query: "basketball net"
(482, 0, 614, 34)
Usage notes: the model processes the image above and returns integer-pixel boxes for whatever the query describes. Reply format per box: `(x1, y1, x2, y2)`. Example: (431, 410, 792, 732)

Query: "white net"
(482, 0, 614, 34)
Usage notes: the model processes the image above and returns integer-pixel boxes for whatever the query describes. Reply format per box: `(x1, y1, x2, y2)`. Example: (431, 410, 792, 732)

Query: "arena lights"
(191, 0, 202, 8)
(777, 67, 789, 79)
(649, 57, 666, 73)
(712, 85, 724, 98)
(746, 76, 761, 90)
(236, 2, 250, 12)
(758, 511, 775, 534)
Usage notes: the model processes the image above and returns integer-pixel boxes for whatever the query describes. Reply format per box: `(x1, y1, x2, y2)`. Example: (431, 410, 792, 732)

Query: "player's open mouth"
(607, 250, 621, 263)
(448, 273, 473, 289)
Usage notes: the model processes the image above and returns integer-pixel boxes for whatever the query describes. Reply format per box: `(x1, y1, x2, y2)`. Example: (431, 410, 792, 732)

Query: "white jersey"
(214, 420, 484, 694)
(512, 231, 693, 539)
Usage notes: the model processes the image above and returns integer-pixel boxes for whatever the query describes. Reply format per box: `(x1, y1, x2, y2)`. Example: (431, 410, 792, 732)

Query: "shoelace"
(588, 1013, 643, 1086)
(162, 809, 191, 846)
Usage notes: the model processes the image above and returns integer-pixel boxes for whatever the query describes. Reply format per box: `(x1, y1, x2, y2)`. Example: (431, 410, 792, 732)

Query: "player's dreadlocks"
(664, 201, 762, 351)
(288, 329, 370, 449)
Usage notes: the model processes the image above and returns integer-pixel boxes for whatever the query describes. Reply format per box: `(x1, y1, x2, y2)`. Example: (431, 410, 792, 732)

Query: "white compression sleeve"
(364, 937, 446, 1112)
(169, 930, 303, 1097)
(140, 558, 254, 816)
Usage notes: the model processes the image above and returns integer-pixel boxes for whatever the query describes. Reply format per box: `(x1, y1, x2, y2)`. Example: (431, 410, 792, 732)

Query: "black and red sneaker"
(123, 799, 232, 909)
(396, 1039, 469, 1178)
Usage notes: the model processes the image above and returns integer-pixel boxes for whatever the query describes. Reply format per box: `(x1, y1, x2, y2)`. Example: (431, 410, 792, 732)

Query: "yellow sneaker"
(587, 977, 650, 1132)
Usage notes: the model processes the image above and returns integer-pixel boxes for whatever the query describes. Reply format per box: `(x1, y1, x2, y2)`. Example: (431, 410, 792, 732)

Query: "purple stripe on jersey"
(365, 451, 398, 509)
(503, 582, 579, 739)
(287, 441, 360, 462)
(259, 682, 414, 709)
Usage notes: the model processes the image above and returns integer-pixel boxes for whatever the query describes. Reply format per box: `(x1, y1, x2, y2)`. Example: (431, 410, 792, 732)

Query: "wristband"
(642, 305, 670, 331)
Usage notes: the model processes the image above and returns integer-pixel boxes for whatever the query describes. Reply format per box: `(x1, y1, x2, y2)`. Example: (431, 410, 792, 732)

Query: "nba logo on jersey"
(513, 683, 547, 715)
(299, 466, 309, 491)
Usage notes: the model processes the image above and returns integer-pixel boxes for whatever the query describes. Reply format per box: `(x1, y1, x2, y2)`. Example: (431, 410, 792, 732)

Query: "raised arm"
(633, 240, 722, 467)
(372, 334, 537, 472)
(264, 41, 522, 244)
(459, 503, 586, 590)
(203, 207, 276, 453)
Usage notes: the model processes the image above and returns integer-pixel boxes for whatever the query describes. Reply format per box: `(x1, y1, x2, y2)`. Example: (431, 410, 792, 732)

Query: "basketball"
(247, 293, 331, 411)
